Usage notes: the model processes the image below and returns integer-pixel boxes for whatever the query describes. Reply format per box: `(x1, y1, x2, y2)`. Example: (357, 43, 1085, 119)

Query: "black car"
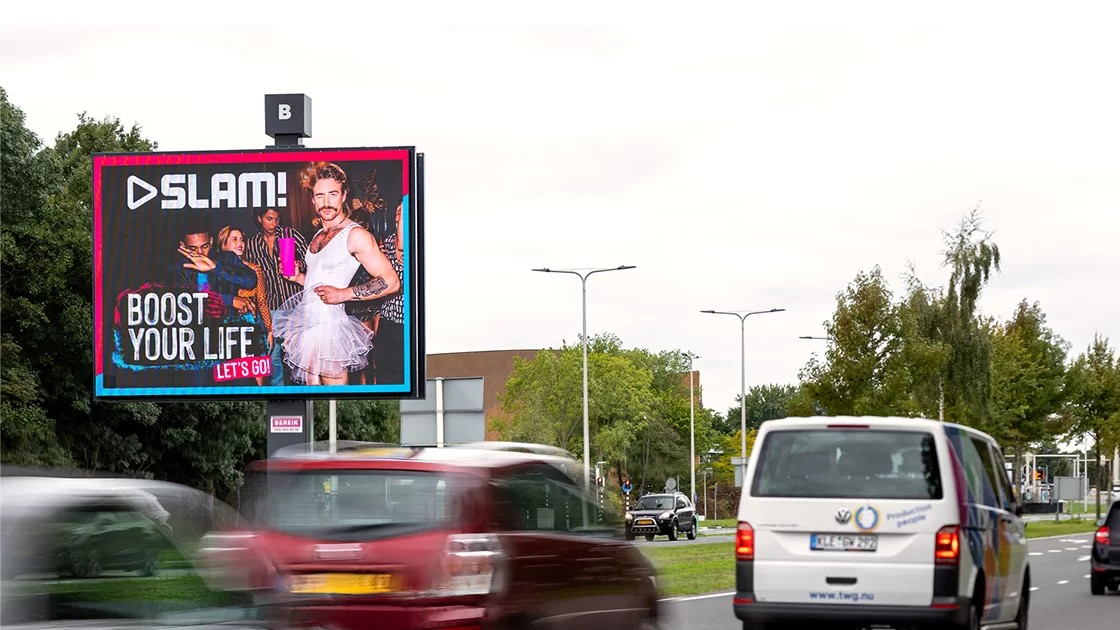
(625, 492, 697, 541)
(1090, 497, 1120, 595)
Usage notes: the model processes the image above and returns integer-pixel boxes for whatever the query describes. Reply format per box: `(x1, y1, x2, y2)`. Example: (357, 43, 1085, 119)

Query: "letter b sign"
(265, 94, 312, 139)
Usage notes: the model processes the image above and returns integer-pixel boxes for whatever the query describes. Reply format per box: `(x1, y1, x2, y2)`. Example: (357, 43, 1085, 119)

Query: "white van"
(733, 416, 1029, 630)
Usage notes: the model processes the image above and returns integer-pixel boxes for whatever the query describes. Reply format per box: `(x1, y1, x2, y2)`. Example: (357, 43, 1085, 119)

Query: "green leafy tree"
(800, 266, 916, 416)
(496, 335, 715, 497)
(987, 300, 1069, 478)
(0, 87, 73, 466)
(917, 207, 1002, 424)
(0, 89, 280, 499)
(1064, 335, 1120, 519)
(313, 400, 401, 445)
(719, 383, 801, 434)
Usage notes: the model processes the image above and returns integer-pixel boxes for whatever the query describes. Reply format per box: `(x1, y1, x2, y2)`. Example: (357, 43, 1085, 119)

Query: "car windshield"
(752, 429, 943, 500)
(243, 469, 453, 541)
(635, 495, 675, 510)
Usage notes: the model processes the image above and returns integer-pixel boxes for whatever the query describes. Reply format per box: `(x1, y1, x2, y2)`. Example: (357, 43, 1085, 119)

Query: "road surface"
(654, 533, 1118, 629)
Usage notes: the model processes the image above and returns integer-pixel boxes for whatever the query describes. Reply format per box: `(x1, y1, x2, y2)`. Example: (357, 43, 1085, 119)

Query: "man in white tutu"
(272, 162, 401, 385)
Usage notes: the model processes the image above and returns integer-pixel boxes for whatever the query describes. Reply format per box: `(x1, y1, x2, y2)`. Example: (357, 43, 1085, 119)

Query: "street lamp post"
(533, 265, 636, 497)
(700, 308, 785, 460)
(685, 352, 699, 507)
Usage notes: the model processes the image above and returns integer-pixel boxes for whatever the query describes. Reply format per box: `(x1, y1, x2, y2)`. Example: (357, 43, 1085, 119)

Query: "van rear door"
(742, 424, 950, 607)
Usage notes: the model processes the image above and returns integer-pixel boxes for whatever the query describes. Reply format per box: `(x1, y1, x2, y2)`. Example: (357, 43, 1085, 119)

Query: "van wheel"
(1090, 573, 1105, 595)
(1015, 577, 1029, 630)
(645, 534, 655, 542)
(667, 523, 678, 541)
(952, 585, 982, 630)
(686, 518, 697, 540)
(959, 604, 980, 630)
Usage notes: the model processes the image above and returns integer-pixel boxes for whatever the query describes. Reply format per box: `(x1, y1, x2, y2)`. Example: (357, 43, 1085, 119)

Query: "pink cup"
(279, 237, 296, 277)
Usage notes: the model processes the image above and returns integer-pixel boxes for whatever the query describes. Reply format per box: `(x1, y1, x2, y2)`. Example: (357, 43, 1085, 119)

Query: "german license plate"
(810, 534, 878, 552)
(288, 573, 394, 595)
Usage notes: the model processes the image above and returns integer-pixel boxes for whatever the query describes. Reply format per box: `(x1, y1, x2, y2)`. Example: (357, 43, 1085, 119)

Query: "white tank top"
(304, 222, 361, 289)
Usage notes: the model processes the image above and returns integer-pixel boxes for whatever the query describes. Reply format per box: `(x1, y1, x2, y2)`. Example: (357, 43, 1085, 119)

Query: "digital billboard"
(93, 147, 424, 400)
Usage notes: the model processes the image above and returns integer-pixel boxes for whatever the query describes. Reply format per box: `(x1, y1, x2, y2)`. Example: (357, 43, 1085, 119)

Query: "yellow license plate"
(289, 573, 394, 595)
(635, 519, 654, 525)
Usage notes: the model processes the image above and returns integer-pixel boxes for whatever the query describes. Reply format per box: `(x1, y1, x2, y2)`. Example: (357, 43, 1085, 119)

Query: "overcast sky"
(4, 1, 1118, 414)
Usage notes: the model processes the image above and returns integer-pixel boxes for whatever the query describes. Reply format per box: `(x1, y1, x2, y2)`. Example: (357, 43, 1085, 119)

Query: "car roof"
(258, 442, 582, 478)
(758, 415, 997, 442)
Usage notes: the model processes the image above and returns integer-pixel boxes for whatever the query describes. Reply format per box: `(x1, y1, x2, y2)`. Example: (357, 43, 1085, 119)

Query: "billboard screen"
(93, 147, 424, 400)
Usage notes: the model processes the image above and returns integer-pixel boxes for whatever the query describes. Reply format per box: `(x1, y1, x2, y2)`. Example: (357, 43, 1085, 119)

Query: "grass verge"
(643, 541, 736, 598)
(1024, 518, 1098, 539)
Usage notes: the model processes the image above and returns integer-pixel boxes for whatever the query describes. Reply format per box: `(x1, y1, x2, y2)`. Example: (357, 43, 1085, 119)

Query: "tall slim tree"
(936, 206, 1002, 423)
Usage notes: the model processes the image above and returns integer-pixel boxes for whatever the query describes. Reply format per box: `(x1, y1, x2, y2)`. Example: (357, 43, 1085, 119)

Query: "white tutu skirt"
(271, 285, 374, 383)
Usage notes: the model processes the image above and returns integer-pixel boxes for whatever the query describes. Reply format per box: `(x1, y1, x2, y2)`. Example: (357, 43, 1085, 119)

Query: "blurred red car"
(198, 445, 660, 630)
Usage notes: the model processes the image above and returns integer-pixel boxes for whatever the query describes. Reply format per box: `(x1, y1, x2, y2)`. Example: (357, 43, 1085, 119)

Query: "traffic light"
(1034, 469, 1043, 481)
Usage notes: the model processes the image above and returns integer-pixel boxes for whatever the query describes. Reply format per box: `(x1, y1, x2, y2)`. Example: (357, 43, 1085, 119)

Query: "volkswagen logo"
(835, 508, 852, 524)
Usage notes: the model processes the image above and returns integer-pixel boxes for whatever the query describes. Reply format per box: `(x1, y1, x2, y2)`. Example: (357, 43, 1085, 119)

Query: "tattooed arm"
(313, 227, 401, 305)
(352, 275, 390, 300)
(347, 227, 400, 301)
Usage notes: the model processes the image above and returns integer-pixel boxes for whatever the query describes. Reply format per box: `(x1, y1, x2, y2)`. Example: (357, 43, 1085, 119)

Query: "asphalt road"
(653, 533, 1119, 629)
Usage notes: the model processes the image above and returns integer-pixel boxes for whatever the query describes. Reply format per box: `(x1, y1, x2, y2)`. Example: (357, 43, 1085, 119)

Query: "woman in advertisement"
(218, 226, 273, 386)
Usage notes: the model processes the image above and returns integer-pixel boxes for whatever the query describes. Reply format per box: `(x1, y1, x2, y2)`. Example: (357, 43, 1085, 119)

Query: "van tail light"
(935, 526, 960, 565)
(1096, 526, 1111, 546)
(736, 522, 755, 560)
(438, 533, 504, 596)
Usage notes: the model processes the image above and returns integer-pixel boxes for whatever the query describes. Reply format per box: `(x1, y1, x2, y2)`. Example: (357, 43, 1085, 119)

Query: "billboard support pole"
(434, 378, 445, 447)
(265, 93, 315, 458)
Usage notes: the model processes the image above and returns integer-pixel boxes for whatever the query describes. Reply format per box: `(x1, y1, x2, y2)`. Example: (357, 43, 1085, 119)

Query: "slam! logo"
(126, 171, 288, 210)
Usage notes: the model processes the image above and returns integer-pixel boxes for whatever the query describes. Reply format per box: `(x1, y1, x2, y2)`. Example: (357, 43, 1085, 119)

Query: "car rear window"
(242, 469, 453, 541)
(634, 495, 675, 510)
(751, 429, 943, 500)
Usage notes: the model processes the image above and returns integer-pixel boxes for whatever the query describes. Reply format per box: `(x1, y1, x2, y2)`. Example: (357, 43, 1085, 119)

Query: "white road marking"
(1049, 549, 1063, 553)
(1078, 555, 1091, 562)
(1058, 580, 1070, 585)
(1029, 587, 1040, 592)
(1084, 574, 1091, 579)
(1029, 552, 1043, 556)
(660, 591, 734, 602)
(1081, 545, 1093, 549)
(1066, 547, 1079, 550)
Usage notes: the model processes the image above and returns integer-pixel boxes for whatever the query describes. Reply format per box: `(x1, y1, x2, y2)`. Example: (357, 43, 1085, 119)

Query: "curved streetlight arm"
(700, 307, 785, 462)
(533, 265, 636, 497)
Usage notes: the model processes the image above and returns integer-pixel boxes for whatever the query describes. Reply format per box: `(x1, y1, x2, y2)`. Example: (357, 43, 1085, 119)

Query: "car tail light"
(736, 522, 755, 560)
(1096, 526, 1111, 546)
(195, 532, 274, 592)
(438, 533, 504, 596)
(935, 526, 960, 565)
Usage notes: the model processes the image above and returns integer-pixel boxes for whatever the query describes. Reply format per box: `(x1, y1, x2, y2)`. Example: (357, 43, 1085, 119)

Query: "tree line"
(495, 208, 1119, 518)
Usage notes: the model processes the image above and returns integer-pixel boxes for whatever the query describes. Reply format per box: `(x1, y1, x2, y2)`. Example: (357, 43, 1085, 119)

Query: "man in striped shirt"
(244, 208, 308, 386)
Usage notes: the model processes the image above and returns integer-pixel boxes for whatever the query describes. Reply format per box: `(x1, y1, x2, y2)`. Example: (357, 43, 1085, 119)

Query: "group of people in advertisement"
(146, 161, 405, 388)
